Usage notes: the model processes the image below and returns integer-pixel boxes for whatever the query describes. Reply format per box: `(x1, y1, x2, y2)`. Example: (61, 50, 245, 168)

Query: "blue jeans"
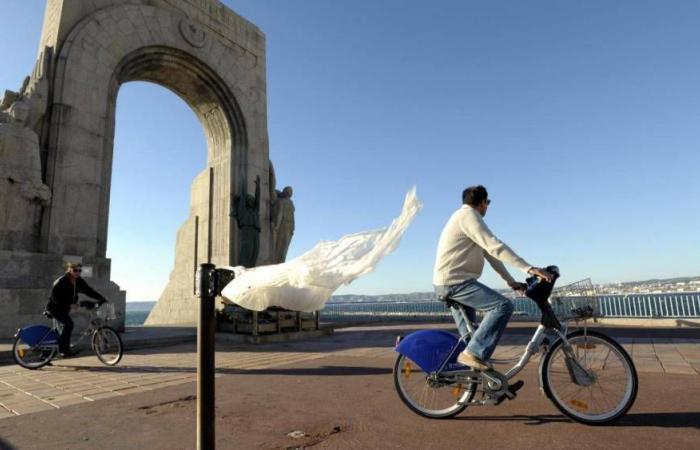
(50, 308, 74, 353)
(434, 279, 514, 361)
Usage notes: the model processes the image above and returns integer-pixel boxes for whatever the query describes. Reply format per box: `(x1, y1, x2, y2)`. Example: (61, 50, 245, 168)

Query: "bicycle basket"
(548, 278, 599, 320)
(96, 303, 117, 321)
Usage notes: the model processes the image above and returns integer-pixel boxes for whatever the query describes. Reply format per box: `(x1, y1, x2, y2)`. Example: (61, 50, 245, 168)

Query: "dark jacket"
(48, 274, 106, 313)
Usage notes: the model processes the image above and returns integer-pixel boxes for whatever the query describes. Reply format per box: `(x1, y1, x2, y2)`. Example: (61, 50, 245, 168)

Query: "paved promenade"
(0, 323, 699, 449)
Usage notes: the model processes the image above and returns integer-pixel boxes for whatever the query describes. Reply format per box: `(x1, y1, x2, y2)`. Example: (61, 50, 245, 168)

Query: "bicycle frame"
(17, 307, 106, 354)
(437, 305, 570, 380)
(53, 308, 106, 346)
(395, 301, 593, 402)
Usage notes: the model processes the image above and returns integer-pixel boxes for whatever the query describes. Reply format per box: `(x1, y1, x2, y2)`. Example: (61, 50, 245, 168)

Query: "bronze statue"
(233, 175, 261, 268)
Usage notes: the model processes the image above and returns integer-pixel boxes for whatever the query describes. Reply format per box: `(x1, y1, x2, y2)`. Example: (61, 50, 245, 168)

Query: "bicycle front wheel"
(13, 335, 56, 370)
(393, 353, 474, 419)
(542, 330, 637, 425)
(92, 326, 123, 366)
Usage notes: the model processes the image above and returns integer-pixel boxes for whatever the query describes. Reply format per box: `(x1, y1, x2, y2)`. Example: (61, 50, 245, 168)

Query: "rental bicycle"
(393, 266, 638, 425)
(13, 302, 124, 369)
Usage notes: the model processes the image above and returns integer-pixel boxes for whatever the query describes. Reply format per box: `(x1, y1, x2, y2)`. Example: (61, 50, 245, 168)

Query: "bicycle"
(13, 301, 124, 369)
(393, 266, 638, 425)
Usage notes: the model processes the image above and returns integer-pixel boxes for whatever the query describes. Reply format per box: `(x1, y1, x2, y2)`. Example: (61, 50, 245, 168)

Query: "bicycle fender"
(537, 351, 549, 397)
(16, 325, 59, 346)
(394, 329, 465, 373)
(538, 335, 565, 398)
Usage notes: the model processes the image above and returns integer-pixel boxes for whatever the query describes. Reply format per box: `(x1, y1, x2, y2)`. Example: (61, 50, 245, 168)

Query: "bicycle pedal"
(508, 380, 525, 396)
(493, 380, 525, 406)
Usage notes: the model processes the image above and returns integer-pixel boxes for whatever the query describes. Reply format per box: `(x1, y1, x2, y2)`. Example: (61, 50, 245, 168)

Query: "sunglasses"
(71, 268, 82, 273)
(486, 199, 491, 205)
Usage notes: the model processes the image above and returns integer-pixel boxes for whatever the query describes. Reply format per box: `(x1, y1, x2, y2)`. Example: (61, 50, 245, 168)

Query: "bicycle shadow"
(0, 437, 17, 450)
(47, 363, 392, 377)
(455, 412, 700, 429)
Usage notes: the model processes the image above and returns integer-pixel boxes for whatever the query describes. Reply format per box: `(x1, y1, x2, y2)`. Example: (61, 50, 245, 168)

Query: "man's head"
(462, 185, 490, 217)
(281, 186, 293, 199)
(66, 262, 82, 279)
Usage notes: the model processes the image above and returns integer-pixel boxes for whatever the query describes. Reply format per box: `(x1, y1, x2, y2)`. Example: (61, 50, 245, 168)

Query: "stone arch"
(0, 0, 273, 335)
(43, 4, 257, 263)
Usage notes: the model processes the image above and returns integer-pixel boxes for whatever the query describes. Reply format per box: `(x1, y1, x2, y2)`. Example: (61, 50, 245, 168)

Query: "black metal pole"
(197, 263, 216, 449)
(207, 168, 214, 264)
(193, 216, 199, 295)
(197, 167, 216, 449)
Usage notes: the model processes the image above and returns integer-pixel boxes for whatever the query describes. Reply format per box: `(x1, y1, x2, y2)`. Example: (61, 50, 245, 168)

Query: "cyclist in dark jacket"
(48, 262, 107, 357)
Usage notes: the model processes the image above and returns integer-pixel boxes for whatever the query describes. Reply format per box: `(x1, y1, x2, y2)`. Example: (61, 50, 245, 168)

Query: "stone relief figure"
(0, 99, 52, 251)
(268, 160, 277, 212)
(1, 48, 52, 133)
(232, 175, 261, 268)
(272, 186, 295, 264)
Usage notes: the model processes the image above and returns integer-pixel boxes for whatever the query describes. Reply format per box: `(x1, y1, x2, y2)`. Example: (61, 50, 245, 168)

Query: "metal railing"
(597, 293, 700, 318)
(320, 292, 700, 323)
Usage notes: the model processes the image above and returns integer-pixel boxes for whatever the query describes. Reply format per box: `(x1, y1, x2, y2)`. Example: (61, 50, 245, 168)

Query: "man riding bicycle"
(47, 262, 107, 357)
(433, 185, 554, 371)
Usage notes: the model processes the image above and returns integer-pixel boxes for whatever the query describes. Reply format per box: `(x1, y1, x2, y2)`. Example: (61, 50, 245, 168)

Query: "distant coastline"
(125, 274, 700, 325)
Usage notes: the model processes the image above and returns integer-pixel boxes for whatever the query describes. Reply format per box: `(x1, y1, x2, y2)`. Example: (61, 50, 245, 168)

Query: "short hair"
(65, 262, 82, 271)
(462, 185, 488, 206)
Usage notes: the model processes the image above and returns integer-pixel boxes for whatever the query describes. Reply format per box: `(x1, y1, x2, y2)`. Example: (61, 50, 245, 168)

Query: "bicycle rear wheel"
(92, 326, 123, 366)
(13, 335, 56, 370)
(393, 353, 474, 419)
(542, 330, 637, 425)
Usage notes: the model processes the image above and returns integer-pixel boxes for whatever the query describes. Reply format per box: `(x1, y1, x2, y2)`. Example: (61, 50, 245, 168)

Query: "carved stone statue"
(268, 160, 277, 219)
(232, 175, 261, 268)
(272, 186, 295, 264)
(0, 99, 52, 251)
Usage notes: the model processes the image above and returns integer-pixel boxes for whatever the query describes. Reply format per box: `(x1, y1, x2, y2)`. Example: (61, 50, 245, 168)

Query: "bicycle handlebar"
(524, 265, 562, 330)
(524, 265, 560, 303)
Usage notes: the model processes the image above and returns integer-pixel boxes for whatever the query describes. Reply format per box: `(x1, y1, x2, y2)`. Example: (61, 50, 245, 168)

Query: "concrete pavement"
(0, 323, 699, 449)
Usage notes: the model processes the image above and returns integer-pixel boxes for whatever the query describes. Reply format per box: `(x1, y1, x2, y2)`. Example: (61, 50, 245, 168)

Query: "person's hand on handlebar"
(508, 281, 527, 295)
(528, 267, 555, 283)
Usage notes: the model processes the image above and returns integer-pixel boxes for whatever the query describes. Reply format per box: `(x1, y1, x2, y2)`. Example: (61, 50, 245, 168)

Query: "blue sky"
(2, 1, 699, 301)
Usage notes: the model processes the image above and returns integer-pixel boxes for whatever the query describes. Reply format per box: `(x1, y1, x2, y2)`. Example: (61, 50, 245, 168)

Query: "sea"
(126, 292, 700, 326)
(125, 301, 156, 326)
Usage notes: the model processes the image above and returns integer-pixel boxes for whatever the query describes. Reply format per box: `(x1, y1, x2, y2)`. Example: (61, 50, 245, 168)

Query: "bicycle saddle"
(437, 295, 460, 309)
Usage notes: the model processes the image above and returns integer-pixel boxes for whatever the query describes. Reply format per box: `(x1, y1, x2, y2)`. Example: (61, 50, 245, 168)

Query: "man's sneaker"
(457, 351, 493, 371)
(59, 350, 79, 358)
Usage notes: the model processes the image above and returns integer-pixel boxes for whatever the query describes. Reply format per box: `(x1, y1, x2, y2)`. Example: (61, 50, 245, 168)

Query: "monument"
(0, 0, 287, 336)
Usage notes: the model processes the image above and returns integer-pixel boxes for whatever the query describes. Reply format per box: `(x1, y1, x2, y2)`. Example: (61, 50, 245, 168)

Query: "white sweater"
(433, 205, 532, 286)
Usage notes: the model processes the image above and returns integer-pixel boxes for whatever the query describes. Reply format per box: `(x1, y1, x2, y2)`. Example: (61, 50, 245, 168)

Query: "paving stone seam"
(0, 402, 18, 416)
(0, 380, 59, 412)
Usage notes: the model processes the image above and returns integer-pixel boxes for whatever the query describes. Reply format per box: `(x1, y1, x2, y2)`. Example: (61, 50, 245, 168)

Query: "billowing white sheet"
(220, 187, 422, 312)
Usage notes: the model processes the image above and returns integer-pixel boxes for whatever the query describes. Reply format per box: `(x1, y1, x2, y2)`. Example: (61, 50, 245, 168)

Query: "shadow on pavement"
(675, 319, 700, 328)
(616, 412, 700, 429)
(47, 364, 392, 377)
(0, 437, 17, 450)
(218, 365, 392, 376)
(454, 412, 700, 429)
(455, 414, 571, 425)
